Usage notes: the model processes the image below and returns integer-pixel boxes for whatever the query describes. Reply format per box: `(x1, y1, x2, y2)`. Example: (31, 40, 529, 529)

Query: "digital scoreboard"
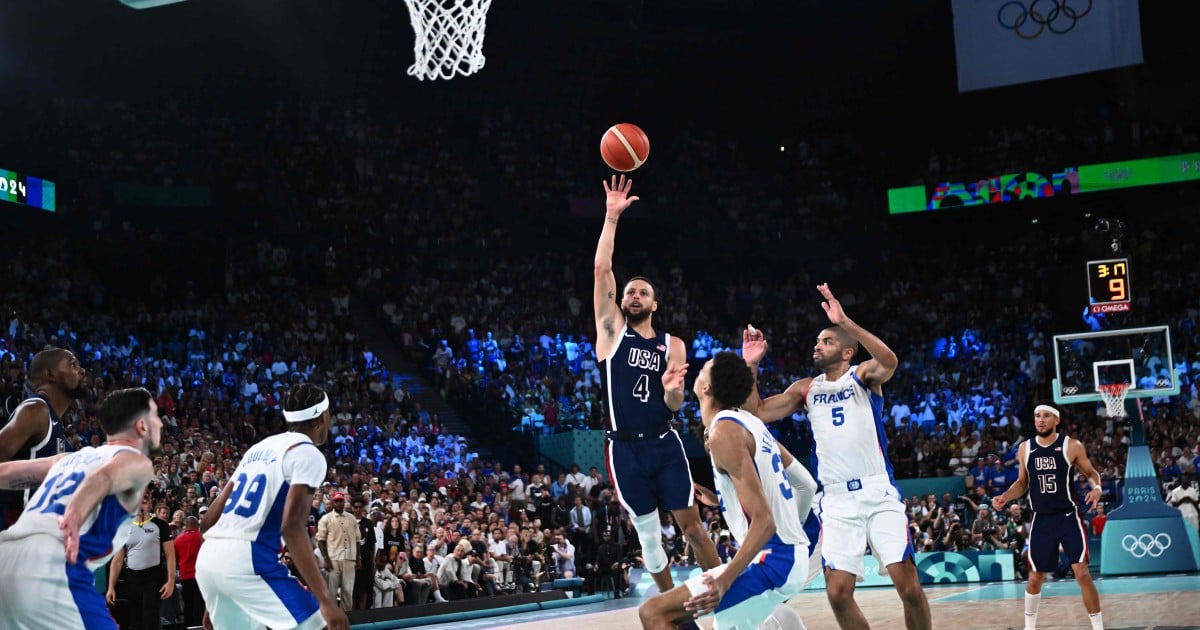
(1087, 258, 1131, 314)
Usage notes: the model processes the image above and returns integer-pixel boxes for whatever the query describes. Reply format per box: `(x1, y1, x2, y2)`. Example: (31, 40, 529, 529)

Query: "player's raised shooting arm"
(707, 422, 775, 590)
(745, 377, 809, 422)
(0, 453, 64, 489)
(594, 176, 639, 356)
(0, 403, 49, 462)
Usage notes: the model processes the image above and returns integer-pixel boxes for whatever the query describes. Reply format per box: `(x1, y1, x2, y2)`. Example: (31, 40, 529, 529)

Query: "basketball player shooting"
(593, 174, 720, 597)
(744, 284, 932, 630)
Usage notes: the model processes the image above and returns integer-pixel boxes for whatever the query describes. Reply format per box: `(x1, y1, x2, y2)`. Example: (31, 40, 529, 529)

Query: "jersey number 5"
(632, 374, 650, 403)
(223, 472, 268, 517)
(831, 406, 845, 426)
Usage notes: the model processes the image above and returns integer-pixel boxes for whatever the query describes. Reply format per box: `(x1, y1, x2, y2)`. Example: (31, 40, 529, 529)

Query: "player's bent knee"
(638, 600, 662, 626)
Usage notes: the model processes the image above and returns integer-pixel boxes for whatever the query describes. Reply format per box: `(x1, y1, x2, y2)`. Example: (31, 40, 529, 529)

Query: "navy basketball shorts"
(1027, 511, 1089, 573)
(605, 429, 695, 517)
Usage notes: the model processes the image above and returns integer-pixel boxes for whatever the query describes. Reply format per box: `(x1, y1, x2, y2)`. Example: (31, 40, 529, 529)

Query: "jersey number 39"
(223, 472, 269, 517)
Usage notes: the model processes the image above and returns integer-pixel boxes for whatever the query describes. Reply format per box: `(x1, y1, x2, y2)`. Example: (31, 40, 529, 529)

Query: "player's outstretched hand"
(663, 362, 688, 394)
(59, 507, 83, 564)
(742, 324, 767, 365)
(1085, 487, 1102, 511)
(683, 573, 726, 618)
(693, 482, 719, 507)
(603, 174, 639, 217)
(818, 283, 847, 324)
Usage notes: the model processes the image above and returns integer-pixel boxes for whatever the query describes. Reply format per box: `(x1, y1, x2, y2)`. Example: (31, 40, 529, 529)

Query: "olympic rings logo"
(1121, 533, 1172, 558)
(997, 0, 1093, 39)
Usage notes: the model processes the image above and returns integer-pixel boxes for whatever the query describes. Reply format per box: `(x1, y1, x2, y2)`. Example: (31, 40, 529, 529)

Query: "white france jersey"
(805, 366, 895, 486)
(711, 409, 808, 549)
(0, 445, 138, 571)
(204, 432, 326, 548)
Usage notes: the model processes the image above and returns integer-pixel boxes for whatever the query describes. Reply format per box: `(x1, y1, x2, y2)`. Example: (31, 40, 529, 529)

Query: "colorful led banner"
(888, 152, 1200, 214)
(0, 169, 56, 212)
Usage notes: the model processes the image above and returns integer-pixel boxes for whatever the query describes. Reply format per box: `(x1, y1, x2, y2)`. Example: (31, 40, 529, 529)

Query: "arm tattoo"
(607, 291, 614, 299)
(606, 218, 618, 224)
(8, 475, 41, 490)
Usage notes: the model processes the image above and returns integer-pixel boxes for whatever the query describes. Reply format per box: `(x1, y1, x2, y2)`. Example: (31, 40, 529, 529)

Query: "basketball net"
(403, 0, 492, 80)
(1098, 383, 1130, 418)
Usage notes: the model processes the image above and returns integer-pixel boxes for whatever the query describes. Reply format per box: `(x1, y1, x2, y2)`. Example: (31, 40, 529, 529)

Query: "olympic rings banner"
(952, 0, 1143, 91)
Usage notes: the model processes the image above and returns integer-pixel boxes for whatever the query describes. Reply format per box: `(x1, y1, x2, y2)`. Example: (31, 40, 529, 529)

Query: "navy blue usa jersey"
(1025, 433, 1076, 514)
(599, 325, 674, 433)
(1, 395, 67, 528)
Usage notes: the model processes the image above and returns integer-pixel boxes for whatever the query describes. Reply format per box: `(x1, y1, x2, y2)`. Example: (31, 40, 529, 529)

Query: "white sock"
(1088, 612, 1103, 630)
(1024, 592, 1040, 629)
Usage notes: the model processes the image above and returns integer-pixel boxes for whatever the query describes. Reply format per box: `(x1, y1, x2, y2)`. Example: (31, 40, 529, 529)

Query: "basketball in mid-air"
(600, 123, 650, 172)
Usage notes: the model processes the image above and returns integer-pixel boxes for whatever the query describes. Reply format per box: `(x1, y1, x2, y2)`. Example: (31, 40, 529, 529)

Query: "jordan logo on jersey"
(626, 348, 661, 371)
(1034, 456, 1057, 471)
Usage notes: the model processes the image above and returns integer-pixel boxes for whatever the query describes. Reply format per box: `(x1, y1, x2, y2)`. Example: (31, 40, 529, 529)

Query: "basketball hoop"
(403, 0, 492, 80)
(1098, 383, 1130, 418)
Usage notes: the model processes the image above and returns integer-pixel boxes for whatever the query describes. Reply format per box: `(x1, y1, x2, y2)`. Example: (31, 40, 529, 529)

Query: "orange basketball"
(600, 123, 650, 172)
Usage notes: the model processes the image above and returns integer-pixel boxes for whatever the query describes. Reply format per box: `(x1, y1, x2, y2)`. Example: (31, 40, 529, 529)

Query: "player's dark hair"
(626, 276, 659, 302)
(823, 325, 861, 355)
(709, 351, 755, 410)
(283, 383, 328, 431)
(99, 387, 153, 435)
(27, 347, 66, 386)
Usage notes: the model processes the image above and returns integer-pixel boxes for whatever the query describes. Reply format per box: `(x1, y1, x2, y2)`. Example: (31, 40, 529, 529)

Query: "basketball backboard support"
(1051, 325, 1178, 406)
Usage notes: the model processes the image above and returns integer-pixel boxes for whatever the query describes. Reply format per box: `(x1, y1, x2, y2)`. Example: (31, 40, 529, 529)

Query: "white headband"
(282, 393, 329, 423)
(1034, 404, 1060, 418)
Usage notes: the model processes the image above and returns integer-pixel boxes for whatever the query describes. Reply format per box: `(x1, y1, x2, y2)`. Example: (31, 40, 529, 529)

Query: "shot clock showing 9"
(0, 168, 56, 212)
(1087, 258, 1131, 314)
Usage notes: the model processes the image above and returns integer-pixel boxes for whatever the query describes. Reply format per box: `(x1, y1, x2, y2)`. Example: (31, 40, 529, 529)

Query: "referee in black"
(107, 495, 176, 629)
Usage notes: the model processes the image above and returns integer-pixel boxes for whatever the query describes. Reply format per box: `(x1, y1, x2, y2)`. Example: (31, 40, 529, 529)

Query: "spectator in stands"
(317, 492, 360, 611)
(436, 540, 478, 600)
(551, 532, 576, 578)
(353, 497, 378, 609)
(1090, 503, 1108, 535)
(373, 551, 403, 607)
(174, 516, 205, 628)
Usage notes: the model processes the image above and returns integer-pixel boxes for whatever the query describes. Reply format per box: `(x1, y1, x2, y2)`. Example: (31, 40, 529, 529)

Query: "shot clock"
(1087, 258, 1131, 314)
